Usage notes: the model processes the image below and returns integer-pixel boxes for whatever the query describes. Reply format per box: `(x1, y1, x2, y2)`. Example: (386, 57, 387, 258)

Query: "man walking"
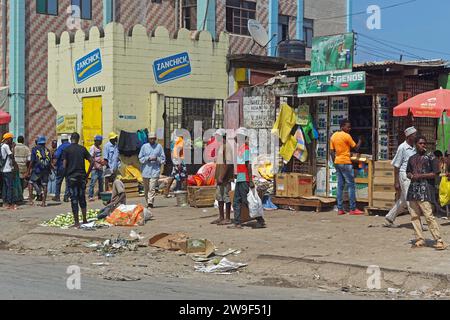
(103, 132, 120, 192)
(330, 119, 364, 215)
(53, 134, 71, 202)
(211, 129, 234, 225)
(63, 133, 94, 228)
(138, 132, 165, 209)
(28, 136, 51, 207)
(229, 128, 266, 229)
(1, 133, 17, 210)
(407, 136, 447, 250)
(88, 135, 104, 201)
(14, 136, 31, 193)
(385, 127, 417, 227)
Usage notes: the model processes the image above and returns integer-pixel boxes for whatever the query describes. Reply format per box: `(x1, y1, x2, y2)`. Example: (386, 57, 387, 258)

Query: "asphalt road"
(0, 252, 361, 300)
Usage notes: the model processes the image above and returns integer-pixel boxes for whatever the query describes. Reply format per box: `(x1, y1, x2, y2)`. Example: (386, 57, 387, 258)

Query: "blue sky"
(351, 0, 450, 63)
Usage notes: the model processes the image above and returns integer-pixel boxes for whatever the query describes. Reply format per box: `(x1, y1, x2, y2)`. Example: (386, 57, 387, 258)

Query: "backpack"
(35, 146, 51, 171)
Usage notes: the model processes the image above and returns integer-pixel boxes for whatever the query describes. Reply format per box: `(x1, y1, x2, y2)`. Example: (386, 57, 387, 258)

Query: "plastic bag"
(106, 204, 146, 226)
(247, 188, 264, 218)
(439, 176, 450, 206)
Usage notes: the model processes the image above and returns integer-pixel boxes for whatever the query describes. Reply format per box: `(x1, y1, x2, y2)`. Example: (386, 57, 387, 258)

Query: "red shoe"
(338, 210, 346, 215)
(349, 209, 365, 215)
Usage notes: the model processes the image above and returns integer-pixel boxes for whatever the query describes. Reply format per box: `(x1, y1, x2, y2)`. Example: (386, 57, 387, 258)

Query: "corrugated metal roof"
(278, 59, 449, 76)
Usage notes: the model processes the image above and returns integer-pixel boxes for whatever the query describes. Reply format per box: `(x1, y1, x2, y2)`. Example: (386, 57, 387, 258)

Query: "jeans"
(2, 172, 14, 205)
(55, 168, 69, 199)
(68, 178, 87, 215)
(335, 164, 356, 211)
(88, 169, 104, 199)
(47, 171, 57, 195)
(233, 181, 249, 225)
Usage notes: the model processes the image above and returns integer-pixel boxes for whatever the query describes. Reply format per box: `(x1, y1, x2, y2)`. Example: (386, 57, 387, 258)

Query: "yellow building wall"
(48, 23, 229, 146)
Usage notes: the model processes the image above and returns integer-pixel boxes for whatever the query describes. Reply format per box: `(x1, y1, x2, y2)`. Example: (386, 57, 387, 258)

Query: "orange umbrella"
(393, 88, 450, 118)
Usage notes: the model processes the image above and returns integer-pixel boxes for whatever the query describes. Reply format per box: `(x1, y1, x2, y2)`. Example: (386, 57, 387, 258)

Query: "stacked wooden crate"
(371, 161, 396, 209)
(187, 186, 216, 208)
(122, 178, 140, 198)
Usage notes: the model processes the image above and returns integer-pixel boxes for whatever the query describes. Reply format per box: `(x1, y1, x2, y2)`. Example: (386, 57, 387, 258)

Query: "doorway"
(82, 96, 103, 149)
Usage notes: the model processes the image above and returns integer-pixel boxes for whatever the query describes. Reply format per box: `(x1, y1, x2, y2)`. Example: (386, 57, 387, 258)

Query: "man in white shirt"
(1, 132, 17, 210)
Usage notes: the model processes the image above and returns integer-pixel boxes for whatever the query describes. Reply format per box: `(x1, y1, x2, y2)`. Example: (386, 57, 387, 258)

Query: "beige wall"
(48, 22, 229, 145)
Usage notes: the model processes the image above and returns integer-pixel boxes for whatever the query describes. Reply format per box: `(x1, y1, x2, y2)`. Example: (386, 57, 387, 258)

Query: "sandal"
(218, 220, 232, 225)
(434, 240, 448, 251)
(412, 239, 426, 249)
(210, 218, 223, 225)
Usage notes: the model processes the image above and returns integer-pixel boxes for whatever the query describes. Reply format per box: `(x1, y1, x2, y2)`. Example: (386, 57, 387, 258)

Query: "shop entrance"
(349, 95, 373, 155)
(82, 96, 103, 149)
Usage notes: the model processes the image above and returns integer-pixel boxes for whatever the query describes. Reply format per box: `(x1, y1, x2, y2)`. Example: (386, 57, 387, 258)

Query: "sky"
(350, 0, 450, 63)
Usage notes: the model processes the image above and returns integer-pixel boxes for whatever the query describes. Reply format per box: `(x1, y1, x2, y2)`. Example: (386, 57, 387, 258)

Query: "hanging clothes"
(293, 128, 308, 162)
(137, 129, 149, 148)
(118, 130, 139, 156)
(272, 103, 297, 144)
(279, 135, 298, 163)
(301, 115, 319, 144)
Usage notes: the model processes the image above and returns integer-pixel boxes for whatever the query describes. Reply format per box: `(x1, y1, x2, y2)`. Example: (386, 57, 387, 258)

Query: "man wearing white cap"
(138, 132, 165, 208)
(385, 126, 419, 227)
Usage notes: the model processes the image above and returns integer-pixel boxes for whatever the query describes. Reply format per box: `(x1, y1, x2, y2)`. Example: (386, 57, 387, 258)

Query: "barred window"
(36, 0, 58, 16)
(182, 0, 197, 31)
(226, 0, 256, 36)
(71, 0, 92, 20)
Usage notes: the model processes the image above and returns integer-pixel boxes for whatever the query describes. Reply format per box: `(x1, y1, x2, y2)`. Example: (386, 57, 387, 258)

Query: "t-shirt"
(89, 145, 103, 170)
(330, 131, 357, 165)
(31, 145, 51, 174)
(215, 142, 234, 183)
(1, 143, 13, 173)
(406, 153, 440, 202)
(391, 141, 416, 172)
(236, 144, 250, 183)
(112, 179, 125, 200)
(62, 143, 92, 180)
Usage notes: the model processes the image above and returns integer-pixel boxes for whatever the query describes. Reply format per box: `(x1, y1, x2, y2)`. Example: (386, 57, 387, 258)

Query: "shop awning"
(0, 87, 10, 125)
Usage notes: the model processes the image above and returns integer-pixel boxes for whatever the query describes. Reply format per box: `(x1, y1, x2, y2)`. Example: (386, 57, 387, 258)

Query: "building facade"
(0, 0, 346, 142)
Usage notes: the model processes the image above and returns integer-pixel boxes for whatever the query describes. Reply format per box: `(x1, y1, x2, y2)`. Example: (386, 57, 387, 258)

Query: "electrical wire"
(357, 43, 421, 60)
(356, 48, 397, 61)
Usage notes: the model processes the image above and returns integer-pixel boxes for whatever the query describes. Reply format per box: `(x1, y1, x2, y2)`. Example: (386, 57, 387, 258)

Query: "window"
(71, 0, 91, 20)
(182, 0, 197, 31)
(278, 15, 289, 42)
(36, 0, 58, 16)
(303, 18, 314, 48)
(152, 0, 162, 3)
(226, 0, 256, 36)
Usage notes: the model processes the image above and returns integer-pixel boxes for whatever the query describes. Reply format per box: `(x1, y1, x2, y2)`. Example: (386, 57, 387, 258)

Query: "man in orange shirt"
(330, 119, 364, 216)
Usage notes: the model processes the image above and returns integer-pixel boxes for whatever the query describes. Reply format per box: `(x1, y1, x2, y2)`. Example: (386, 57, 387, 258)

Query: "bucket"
(175, 191, 188, 207)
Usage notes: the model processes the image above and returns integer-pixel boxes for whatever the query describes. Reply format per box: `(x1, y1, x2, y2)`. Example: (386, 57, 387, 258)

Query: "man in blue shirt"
(28, 136, 51, 207)
(53, 134, 71, 202)
(138, 132, 165, 208)
(103, 132, 120, 192)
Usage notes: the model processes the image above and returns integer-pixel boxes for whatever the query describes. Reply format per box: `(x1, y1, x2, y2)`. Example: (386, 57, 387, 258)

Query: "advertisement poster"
(298, 72, 366, 98)
(56, 115, 77, 134)
(310, 33, 354, 75)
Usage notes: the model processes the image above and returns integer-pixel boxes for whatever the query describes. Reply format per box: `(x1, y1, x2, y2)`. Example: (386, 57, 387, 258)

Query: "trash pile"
(194, 258, 247, 274)
(85, 232, 146, 257)
(40, 209, 109, 229)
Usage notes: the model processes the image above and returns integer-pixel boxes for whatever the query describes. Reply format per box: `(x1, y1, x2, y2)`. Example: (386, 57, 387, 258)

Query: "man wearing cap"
(103, 132, 120, 192)
(1, 133, 17, 210)
(53, 134, 71, 202)
(88, 135, 105, 201)
(138, 132, 165, 209)
(385, 126, 420, 227)
(212, 129, 234, 225)
(27, 135, 51, 207)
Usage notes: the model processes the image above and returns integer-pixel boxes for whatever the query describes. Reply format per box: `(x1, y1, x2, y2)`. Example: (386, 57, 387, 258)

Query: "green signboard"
(311, 33, 354, 75)
(298, 71, 366, 97)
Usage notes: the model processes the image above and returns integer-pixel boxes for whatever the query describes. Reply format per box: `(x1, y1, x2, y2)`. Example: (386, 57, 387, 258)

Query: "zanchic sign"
(74, 49, 103, 84)
(153, 52, 192, 84)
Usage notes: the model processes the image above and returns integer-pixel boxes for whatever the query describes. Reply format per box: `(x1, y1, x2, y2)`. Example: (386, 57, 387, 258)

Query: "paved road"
(0, 252, 362, 300)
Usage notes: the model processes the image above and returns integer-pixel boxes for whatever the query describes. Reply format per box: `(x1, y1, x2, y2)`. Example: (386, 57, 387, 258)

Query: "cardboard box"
(356, 183, 369, 200)
(275, 174, 288, 197)
(373, 177, 396, 185)
(374, 169, 395, 179)
(374, 161, 393, 171)
(287, 173, 313, 198)
(373, 191, 396, 201)
(373, 184, 396, 193)
(372, 199, 395, 209)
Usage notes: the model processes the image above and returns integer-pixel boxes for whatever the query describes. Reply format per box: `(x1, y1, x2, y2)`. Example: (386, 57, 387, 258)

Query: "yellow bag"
(439, 176, 450, 207)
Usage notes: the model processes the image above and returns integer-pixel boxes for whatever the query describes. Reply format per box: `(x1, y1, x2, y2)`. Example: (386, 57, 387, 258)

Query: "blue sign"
(153, 52, 191, 84)
(74, 49, 102, 84)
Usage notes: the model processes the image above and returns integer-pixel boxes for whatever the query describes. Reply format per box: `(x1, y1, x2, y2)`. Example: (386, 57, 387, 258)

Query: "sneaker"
(349, 209, 365, 216)
(89, 198, 95, 202)
(338, 210, 346, 215)
(63, 197, 70, 203)
(434, 240, 447, 251)
(52, 196, 61, 202)
(148, 204, 154, 209)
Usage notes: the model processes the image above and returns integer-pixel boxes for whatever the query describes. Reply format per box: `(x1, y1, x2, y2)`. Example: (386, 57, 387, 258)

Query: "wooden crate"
(372, 199, 395, 209)
(272, 196, 336, 213)
(187, 186, 216, 208)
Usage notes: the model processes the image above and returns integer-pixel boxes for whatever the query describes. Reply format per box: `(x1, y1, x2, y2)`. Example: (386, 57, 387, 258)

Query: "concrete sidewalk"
(2, 196, 450, 298)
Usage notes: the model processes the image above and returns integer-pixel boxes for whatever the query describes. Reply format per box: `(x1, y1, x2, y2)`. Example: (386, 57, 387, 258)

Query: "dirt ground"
(3, 196, 450, 299)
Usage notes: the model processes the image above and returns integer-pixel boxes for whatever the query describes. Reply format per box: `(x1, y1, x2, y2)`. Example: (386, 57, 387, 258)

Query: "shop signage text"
(311, 33, 354, 76)
(298, 71, 366, 97)
(73, 85, 106, 95)
(243, 96, 274, 129)
(74, 48, 103, 84)
(57, 114, 77, 134)
(153, 52, 191, 84)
